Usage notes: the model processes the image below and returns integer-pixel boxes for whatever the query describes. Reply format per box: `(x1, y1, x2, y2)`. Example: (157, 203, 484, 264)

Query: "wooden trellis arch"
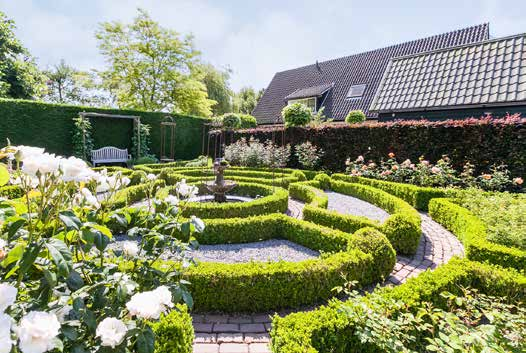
(78, 112, 141, 161)
(160, 116, 177, 162)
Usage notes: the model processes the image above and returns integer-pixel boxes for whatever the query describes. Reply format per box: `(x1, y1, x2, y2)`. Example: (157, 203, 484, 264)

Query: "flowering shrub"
(345, 153, 523, 192)
(0, 144, 203, 353)
(224, 137, 291, 168)
(294, 141, 324, 170)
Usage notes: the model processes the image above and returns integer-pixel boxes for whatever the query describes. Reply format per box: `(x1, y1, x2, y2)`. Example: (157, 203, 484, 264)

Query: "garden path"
(192, 193, 464, 353)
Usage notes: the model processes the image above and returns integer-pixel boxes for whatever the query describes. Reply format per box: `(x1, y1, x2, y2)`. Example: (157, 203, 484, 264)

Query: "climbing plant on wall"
(72, 116, 94, 160)
(132, 123, 153, 159)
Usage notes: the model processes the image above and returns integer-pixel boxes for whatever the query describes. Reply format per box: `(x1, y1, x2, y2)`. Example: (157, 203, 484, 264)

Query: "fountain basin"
(188, 195, 254, 203)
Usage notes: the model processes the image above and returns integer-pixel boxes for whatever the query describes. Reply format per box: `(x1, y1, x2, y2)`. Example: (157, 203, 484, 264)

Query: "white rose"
(15, 311, 60, 353)
(126, 287, 172, 320)
(122, 241, 139, 258)
(190, 216, 205, 233)
(164, 195, 179, 206)
(0, 239, 6, 250)
(0, 313, 14, 353)
(152, 286, 173, 309)
(146, 174, 157, 181)
(14, 146, 45, 161)
(60, 157, 95, 182)
(121, 177, 131, 188)
(176, 179, 198, 198)
(96, 317, 127, 348)
(21, 154, 61, 177)
(79, 188, 100, 209)
(0, 283, 17, 312)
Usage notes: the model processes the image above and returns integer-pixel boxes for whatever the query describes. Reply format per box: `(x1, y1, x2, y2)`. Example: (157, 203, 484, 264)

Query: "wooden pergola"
(78, 112, 141, 160)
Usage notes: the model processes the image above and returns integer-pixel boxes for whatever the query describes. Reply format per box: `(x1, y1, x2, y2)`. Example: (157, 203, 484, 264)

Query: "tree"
(0, 11, 46, 99)
(96, 8, 215, 116)
(43, 59, 109, 106)
(233, 87, 263, 114)
(201, 63, 232, 116)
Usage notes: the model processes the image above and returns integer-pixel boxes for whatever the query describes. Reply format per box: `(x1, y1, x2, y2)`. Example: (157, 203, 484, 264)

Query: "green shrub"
(429, 198, 526, 270)
(345, 110, 366, 124)
(289, 182, 328, 208)
(0, 185, 24, 199)
(151, 304, 193, 353)
(282, 103, 312, 127)
(133, 155, 159, 165)
(454, 189, 526, 250)
(313, 173, 331, 190)
(174, 214, 395, 312)
(270, 258, 526, 353)
(221, 113, 242, 129)
(105, 180, 166, 209)
(332, 173, 446, 211)
(238, 114, 257, 128)
(157, 182, 289, 218)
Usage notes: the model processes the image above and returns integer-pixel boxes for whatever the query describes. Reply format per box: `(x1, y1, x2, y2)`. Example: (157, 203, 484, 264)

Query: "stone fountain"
(203, 158, 237, 202)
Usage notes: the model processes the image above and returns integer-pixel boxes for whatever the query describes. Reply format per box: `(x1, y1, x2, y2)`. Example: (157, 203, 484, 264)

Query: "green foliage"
(270, 258, 526, 353)
(72, 116, 94, 160)
(282, 103, 312, 127)
(201, 63, 232, 115)
(0, 184, 24, 199)
(151, 305, 193, 353)
(345, 110, 366, 124)
(232, 86, 264, 114)
(0, 11, 46, 99)
(174, 214, 394, 312)
(429, 198, 526, 270)
(221, 113, 242, 129)
(224, 137, 291, 168)
(158, 182, 289, 218)
(295, 141, 324, 170)
(43, 59, 108, 106)
(238, 114, 257, 128)
(332, 173, 446, 211)
(288, 181, 328, 208)
(133, 156, 159, 165)
(0, 98, 209, 160)
(131, 123, 153, 159)
(96, 9, 215, 116)
(455, 189, 526, 250)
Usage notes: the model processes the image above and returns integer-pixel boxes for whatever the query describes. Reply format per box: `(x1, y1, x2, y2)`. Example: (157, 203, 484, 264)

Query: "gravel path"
(191, 239, 319, 263)
(326, 191, 390, 222)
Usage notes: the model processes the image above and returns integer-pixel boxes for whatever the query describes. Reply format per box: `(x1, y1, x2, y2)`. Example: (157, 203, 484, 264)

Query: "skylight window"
(347, 84, 367, 99)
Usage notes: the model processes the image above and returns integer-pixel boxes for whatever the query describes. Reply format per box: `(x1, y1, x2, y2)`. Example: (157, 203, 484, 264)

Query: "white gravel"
(326, 191, 390, 222)
(190, 239, 320, 263)
(108, 237, 319, 263)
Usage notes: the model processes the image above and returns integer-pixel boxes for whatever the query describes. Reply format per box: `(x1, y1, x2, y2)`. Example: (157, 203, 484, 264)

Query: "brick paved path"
(191, 195, 464, 352)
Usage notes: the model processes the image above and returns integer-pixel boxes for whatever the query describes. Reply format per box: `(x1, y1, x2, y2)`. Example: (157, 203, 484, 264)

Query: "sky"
(1, 0, 526, 91)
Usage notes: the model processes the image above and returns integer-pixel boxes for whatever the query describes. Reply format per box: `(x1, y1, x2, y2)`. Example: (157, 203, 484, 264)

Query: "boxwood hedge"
(332, 173, 447, 211)
(270, 258, 526, 353)
(295, 178, 422, 255)
(157, 182, 289, 218)
(429, 198, 526, 271)
(171, 214, 395, 312)
(152, 304, 193, 353)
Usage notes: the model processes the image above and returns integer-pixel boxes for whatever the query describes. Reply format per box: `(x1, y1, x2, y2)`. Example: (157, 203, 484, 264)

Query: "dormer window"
(347, 84, 367, 99)
(287, 97, 317, 112)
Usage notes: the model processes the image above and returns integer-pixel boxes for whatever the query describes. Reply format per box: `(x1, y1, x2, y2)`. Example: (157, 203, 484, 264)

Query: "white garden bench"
(91, 147, 131, 166)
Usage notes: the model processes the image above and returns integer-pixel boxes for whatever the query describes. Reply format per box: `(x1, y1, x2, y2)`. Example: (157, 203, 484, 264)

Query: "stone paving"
(191, 194, 464, 352)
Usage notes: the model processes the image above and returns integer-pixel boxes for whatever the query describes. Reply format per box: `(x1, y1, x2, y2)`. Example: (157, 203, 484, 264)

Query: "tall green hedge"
(0, 98, 210, 159)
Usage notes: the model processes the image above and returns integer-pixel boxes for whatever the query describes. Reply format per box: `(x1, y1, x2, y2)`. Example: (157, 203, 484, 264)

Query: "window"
(347, 84, 367, 99)
(288, 97, 317, 112)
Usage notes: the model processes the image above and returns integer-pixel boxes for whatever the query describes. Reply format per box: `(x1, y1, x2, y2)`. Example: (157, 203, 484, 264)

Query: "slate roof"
(370, 33, 526, 113)
(252, 24, 490, 124)
(284, 82, 335, 100)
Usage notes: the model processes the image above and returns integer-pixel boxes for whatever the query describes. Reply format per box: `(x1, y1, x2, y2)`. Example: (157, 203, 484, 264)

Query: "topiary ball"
(282, 103, 312, 127)
(222, 113, 242, 129)
(345, 110, 366, 124)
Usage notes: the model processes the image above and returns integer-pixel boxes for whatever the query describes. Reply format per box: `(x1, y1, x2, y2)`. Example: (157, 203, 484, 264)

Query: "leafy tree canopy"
(95, 8, 215, 116)
(201, 63, 233, 116)
(0, 11, 46, 99)
(233, 86, 264, 114)
(43, 59, 109, 106)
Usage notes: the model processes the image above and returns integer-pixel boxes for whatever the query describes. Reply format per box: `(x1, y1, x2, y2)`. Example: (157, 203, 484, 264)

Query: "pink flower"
(361, 165, 368, 171)
(392, 165, 399, 171)
(513, 177, 523, 185)
(481, 174, 492, 180)
(431, 167, 440, 174)
(388, 152, 395, 158)
(356, 155, 364, 162)
(421, 160, 430, 166)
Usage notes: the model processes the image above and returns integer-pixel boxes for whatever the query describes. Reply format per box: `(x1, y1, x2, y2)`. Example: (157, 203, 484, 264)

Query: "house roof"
(370, 33, 526, 113)
(284, 82, 335, 100)
(252, 24, 490, 124)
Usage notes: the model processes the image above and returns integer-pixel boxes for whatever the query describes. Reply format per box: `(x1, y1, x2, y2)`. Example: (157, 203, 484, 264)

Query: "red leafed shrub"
(233, 114, 526, 176)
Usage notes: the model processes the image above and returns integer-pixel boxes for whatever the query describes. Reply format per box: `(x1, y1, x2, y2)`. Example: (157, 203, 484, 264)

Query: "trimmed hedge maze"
(291, 176, 422, 255)
(270, 258, 526, 352)
(171, 214, 395, 312)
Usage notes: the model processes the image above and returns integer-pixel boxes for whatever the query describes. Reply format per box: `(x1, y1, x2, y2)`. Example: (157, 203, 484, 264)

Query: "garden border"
(270, 258, 526, 352)
(428, 198, 526, 271)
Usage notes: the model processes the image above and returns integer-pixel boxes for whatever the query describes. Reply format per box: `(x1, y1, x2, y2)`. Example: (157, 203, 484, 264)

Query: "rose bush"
(0, 144, 203, 353)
